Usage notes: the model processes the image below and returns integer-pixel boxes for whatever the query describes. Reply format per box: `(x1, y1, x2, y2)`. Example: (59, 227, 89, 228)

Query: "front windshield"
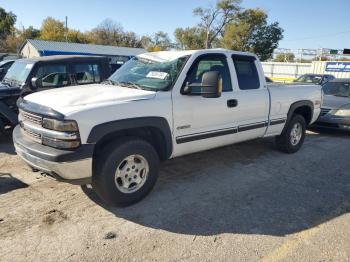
(323, 82, 350, 97)
(3, 61, 34, 84)
(295, 75, 322, 84)
(108, 55, 190, 91)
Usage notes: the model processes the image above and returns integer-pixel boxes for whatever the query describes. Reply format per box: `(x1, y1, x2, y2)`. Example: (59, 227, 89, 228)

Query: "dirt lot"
(0, 129, 350, 262)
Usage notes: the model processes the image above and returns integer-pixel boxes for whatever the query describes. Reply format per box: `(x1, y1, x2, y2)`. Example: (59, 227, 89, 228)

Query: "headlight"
(42, 118, 79, 132)
(334, 108, 350, 116)
(41, 118, 80, 149)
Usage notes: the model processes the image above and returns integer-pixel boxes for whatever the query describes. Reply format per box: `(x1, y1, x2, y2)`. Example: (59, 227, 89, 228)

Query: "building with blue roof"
(20, 39, 146, 71)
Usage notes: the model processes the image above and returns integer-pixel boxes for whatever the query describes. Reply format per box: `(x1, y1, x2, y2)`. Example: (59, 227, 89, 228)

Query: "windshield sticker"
(146, 71, 169, 80)
(25, 64, 34, 70)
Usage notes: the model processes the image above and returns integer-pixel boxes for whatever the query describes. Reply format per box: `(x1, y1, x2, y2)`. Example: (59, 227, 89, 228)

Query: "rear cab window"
(232, 55, 260, 90)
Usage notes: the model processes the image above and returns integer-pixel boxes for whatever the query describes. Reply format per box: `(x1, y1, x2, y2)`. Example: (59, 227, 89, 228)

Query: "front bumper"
(313, 114, 350, 131)
(13, 125, 94, 184)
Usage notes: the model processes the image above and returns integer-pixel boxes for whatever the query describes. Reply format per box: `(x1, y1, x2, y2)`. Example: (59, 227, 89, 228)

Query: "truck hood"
(323, 95, 350, 109)
(24, 84, 156, 113)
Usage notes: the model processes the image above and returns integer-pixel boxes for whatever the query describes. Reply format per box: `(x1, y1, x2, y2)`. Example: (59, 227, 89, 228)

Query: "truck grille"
(19, 110, 42, 126)
(19, 110, 43, 143)
(21, 125, 42, 143)
(320, 108, 331, 116)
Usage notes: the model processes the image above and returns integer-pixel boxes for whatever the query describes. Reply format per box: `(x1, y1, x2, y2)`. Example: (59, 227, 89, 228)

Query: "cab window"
(34, 64, 69, 88)
(35, 64, 67, 78)
(72, 63, 101, 84)
(232, 55, 260, 90)
(185, 55, 232, 92)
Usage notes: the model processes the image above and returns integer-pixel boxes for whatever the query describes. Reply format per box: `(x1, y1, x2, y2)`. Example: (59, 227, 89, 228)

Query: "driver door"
(172, 53, 240, 157)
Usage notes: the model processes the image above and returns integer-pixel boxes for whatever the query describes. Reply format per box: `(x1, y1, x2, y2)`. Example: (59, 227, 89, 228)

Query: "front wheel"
(92, 138, 160, 207)
(275, 114, 306, 153)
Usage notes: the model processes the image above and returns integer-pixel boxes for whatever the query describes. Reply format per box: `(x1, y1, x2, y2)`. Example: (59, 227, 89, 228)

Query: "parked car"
(294, 74, 335, 85)
(13, 49, 322, 206)
(0, 55, 111, 134)
(313, 79, 350, 131)
(0, 60, 15, 81)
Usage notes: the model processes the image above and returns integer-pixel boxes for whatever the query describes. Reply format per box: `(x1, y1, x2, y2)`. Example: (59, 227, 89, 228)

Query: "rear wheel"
(275, 114, 306, 153)
(92, 137, 159, 207)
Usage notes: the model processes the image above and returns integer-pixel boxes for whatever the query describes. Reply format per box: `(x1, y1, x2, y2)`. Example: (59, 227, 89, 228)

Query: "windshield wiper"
(117, 81, 143, 90)
(2, 78, 20, 87)
(102, 79, 117, 85)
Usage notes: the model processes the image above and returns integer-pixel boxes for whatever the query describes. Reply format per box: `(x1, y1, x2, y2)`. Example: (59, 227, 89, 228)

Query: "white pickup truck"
(13, 49, 322, 206)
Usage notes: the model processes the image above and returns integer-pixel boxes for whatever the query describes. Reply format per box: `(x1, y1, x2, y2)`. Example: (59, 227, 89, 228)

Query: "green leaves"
(174, 2, 284, 60)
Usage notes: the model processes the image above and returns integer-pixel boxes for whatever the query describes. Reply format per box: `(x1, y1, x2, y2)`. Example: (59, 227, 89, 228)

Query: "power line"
(283, 30, 350, 42)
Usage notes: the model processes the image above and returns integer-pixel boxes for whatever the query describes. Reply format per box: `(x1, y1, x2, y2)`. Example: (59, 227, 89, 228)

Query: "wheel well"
(93, 127, 169, 162)
(293, 106, 312, 125)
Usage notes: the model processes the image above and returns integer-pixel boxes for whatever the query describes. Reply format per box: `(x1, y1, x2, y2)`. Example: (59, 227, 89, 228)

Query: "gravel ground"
(0, 129, 349, 262)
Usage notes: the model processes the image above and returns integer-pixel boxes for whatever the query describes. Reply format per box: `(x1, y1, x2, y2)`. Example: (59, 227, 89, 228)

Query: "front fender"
(87, 117, 173, 159)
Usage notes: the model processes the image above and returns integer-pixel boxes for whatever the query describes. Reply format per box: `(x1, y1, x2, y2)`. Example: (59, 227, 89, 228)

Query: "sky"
(1, 0, 350, 50)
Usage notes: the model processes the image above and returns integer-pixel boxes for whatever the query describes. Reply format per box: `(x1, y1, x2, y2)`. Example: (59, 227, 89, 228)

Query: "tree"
(193, 0, 241, 48)
(67, 29, 88, 43)
(140, 35, 153, 50)
(174, 27, 207, 49)
(39, 17, 66, 41)
(140, 31, 171, 51)
(22, 26, 41, 39)
(153, 31, 171, 49)
(222, 8, 283, 61)
(0, 7, 16, 40)
(2, 26, 41, 53)
(273, 53, 295, 62)
(88, 19, 142, 47)
(0, 7, 17, 52)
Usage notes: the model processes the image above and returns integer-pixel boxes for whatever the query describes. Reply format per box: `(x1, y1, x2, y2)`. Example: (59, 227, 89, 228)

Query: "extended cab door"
(172, 53, 241, 157)
(229, 55, 270, 140)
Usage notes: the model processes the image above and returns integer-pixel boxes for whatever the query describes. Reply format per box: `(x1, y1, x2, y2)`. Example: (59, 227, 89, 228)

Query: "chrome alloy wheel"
(114, 154, 149, 194)
(290, 122, 303, 146)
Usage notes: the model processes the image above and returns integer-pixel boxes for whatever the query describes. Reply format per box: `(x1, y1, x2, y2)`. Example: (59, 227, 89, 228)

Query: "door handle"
(227, 99, 238, 108)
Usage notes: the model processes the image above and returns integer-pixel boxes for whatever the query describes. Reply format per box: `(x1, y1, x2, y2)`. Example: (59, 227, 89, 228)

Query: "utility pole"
(65, 16, 68, 42)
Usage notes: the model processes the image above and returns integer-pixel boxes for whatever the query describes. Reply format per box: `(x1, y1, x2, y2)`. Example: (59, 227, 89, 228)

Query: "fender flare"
(87, 117, 173, 159)
(0, 101, 18, 125)
(286, 100, 314, 124)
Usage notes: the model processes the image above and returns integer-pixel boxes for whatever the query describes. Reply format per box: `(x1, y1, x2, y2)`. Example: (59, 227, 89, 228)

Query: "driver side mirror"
(184, 71, 221, 98)
(31, 77, 42, 90)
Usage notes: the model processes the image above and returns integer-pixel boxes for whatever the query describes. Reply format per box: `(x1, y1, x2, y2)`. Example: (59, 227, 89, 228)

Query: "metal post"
(65, 16, 68, 42)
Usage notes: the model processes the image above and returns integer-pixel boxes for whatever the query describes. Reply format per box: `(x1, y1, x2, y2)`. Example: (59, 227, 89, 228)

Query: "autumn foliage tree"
(222, 8, 283, 61)
(87, 19, 142, 47)
(175, 1, 284, 60)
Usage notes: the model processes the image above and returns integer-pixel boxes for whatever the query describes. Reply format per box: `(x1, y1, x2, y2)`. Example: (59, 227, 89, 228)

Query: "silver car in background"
(315, 79, 350, 131)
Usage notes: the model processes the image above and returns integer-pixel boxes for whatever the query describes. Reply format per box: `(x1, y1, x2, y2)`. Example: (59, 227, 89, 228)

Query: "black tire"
(92, 137, 160, 207)
(275, 114, 306, 154)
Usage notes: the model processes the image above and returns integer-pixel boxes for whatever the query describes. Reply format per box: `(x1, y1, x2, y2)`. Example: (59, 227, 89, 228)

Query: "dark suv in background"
(0, 55, 111, 135)
(0, 60, 15, 81)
